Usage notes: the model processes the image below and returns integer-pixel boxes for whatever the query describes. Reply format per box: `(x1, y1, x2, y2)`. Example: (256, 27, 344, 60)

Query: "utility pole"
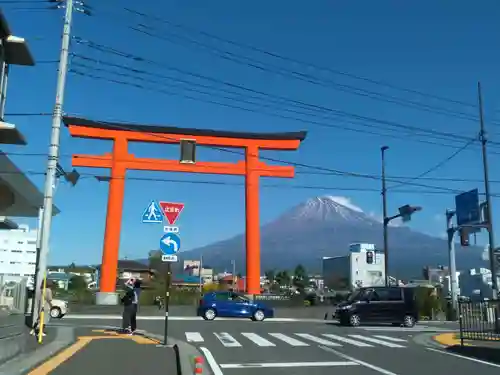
(446, 210, 459, 316)
(32, 0, 74, 328)
(478, 82, 499, 300)
(199, 254, 203, 294)
(381, 146, 389, 286)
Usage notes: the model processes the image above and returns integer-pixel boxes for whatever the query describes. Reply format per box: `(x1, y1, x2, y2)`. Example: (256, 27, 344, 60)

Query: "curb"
(142, 332, 211, 375)
(432, 332, 462, 347)
(0, 326, 76, 375)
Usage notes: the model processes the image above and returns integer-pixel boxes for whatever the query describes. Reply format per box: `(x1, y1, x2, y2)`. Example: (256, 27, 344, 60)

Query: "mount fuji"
(178, 196, 485, 278)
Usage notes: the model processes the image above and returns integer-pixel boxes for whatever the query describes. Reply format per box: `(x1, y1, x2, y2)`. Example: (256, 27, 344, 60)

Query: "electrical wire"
(118, 7, 478, 110)
(2, 150, 499, 184)
(0, 167, 497, 197)
(387, 137, 478, 191)
(89, 4, 482, 120)
(71, 39, 486, 147)
(68, 59, 500, 158)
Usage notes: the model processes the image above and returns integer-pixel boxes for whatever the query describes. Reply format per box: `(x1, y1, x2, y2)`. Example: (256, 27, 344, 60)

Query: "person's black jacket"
(121, 288, 135, 306)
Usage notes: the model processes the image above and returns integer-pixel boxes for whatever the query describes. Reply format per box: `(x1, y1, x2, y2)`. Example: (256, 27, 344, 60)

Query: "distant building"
(322, 243, 385, 290)
(183, 259, 213, 284)
(0, 224, 37, 283)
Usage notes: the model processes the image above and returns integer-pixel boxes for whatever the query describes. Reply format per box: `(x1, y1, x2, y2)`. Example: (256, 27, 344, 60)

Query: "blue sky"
(2, 0, 500, 266)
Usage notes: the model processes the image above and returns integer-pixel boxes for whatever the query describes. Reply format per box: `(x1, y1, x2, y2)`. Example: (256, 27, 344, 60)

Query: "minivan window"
(372, 288, 402, 301)
(348, 289, 369, 302)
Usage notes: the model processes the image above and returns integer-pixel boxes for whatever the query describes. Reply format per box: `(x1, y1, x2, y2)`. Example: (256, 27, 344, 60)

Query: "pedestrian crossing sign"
(142, 200, 163, 223)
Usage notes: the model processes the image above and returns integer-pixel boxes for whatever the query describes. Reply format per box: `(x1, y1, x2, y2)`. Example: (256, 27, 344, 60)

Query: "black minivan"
(335, 286, 418, 327)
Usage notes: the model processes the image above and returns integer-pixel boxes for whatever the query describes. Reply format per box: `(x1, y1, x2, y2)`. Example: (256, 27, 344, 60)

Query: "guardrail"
(458, 300, 500, 344)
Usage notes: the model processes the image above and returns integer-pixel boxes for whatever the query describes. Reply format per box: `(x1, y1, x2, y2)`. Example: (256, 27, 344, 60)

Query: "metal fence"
(458, 300, 500, 343)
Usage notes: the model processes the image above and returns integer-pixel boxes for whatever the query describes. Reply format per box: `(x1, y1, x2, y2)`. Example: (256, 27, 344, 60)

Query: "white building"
(322, 243, 386, 290)
(0, 224, 37, 283)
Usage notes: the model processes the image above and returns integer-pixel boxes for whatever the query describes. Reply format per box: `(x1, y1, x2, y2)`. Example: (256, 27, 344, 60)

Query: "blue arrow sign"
(142, 200, 163, 223)
(159, 233, 181, 255)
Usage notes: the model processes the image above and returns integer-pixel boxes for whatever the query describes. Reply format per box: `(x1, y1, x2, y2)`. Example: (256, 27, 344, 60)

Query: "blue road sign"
(159, 233, 181, 255)
(455, 189, 480, 227)
(142, 200, 163, 223)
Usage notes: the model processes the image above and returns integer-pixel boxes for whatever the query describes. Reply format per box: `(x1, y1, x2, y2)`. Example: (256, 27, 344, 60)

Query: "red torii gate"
(63, 117, 306, 304)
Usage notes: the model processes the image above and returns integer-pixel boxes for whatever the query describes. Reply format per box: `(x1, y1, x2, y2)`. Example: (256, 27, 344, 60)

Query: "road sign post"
(159, 231, 181, 346)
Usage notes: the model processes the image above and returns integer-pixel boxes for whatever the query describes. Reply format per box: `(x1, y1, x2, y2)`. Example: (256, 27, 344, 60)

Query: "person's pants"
(122, 304, 137, 331)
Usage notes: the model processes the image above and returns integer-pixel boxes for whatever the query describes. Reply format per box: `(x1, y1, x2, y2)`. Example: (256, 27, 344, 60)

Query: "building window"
(17, 241, 24, 245)
(27, 250, 36, 254)
(27, 240, 36, 245)
(11, 250, 22, 253)
(9, 261, 21, 265)
(28, 262, 36, 265)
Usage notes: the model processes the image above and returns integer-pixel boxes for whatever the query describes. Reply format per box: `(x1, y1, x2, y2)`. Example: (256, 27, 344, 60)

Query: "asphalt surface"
(48, 316, 496, 375)
(27, 327, 178, 375)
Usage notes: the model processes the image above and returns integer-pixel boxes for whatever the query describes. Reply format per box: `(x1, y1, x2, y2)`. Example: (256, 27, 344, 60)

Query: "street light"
(381, 146, 422, 285)
(381, 146, 390, 286)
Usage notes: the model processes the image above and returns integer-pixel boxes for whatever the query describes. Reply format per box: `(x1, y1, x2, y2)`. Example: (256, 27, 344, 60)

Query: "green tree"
(68, 275, 87, 291)
(265, 269, 276, 284)
(293, 264, 309, 291)
(275, 270, 291, 286)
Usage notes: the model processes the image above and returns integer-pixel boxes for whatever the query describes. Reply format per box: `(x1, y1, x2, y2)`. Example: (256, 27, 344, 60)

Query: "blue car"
(197, 291, 274, 321)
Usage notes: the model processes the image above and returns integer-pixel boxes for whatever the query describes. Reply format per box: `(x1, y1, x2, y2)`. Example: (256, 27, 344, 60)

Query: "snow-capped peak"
(287, 195, 376, 224)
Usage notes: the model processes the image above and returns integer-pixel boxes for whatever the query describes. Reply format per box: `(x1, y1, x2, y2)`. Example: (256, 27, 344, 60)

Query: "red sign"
(159, 202, 184, 225)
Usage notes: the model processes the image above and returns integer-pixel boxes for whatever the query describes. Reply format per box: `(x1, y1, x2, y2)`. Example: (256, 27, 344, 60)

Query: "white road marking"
(322, 334, 374, 347)
(348, 334, 406, 348)
(268, 333, 309, 346)
(319, 345, 400, 375)
(241, 333, 276, 347)
(200, 347, 224, 375)
(220, 361, 358, 368)
(359, 326, 450, 332)
(373, 335, 407, 342)
(426, 347, 500, 368)
(295, 333, 341, 346)
(214, 332, 242, 347)
(185, 332, 204, 342)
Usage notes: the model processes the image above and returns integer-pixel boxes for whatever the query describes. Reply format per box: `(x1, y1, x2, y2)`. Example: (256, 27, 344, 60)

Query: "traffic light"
(366, 251, 374, 264)
(460, 228, 470, 247)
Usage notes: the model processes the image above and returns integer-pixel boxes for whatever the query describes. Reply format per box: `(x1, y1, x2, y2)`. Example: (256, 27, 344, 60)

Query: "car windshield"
(347, 289, 369, 302)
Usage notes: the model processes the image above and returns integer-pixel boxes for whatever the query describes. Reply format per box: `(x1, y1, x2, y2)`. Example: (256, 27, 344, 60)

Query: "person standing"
(121, 279, 141, 334)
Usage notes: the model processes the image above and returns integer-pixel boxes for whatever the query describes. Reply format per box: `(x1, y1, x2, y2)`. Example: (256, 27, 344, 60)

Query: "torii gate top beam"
(63, 117, 307, 150)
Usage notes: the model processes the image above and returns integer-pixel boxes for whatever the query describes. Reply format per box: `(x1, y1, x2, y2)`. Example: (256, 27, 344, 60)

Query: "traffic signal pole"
(446, 210, 459, 316)
(478, 82, 499, 299)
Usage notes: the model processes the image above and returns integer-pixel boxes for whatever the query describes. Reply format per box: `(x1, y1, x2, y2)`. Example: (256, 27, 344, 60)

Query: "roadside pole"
(163, 262, 172, 346)
(445, 210, 459, 317)
(33, 0, 74, 329)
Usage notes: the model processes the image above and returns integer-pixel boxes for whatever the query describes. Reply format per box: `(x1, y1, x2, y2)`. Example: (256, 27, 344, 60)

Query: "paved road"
(49, 317, 495, 375)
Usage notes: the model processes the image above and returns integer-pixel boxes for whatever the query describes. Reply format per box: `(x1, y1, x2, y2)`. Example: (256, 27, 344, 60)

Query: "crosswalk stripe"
(295, 333, 342, 346)
(214, 332, 242, 347)
(348, 334, 406, 348)
(241, 333, 276, 347)
(185, 332, 204, 343)
(268, 333, 309, 347)
(322, 334, 374, 347)
(373, 335, 407, 343)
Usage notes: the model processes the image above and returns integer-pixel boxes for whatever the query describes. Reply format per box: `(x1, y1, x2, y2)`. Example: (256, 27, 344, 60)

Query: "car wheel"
(203, 308, 217, 321)
(50, 307, 62, 319)
(403, 315, 416, 327)
(349, 314, 361, 327)
(252, 309, 265, 322)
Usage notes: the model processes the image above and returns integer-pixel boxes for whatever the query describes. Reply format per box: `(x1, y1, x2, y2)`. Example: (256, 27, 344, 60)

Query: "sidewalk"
(25, 329, 180, 375)
(433, 332, 500, 365)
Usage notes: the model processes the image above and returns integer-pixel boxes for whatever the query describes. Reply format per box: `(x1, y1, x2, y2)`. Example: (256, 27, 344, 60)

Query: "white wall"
(0, 225, 37, 283)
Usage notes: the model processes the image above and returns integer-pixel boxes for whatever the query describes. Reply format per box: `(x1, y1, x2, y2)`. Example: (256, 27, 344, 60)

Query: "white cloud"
(326, 196, 364, 213)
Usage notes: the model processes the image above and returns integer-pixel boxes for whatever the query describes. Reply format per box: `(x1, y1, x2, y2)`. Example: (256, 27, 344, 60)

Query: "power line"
(387, 137, 477, 190)
(71, 39, 487, 147)
(117, 6, 479, 110)
(69, 59, 500, 159)
(1, 167, 498, 197)
(3, 150, 500, 184)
